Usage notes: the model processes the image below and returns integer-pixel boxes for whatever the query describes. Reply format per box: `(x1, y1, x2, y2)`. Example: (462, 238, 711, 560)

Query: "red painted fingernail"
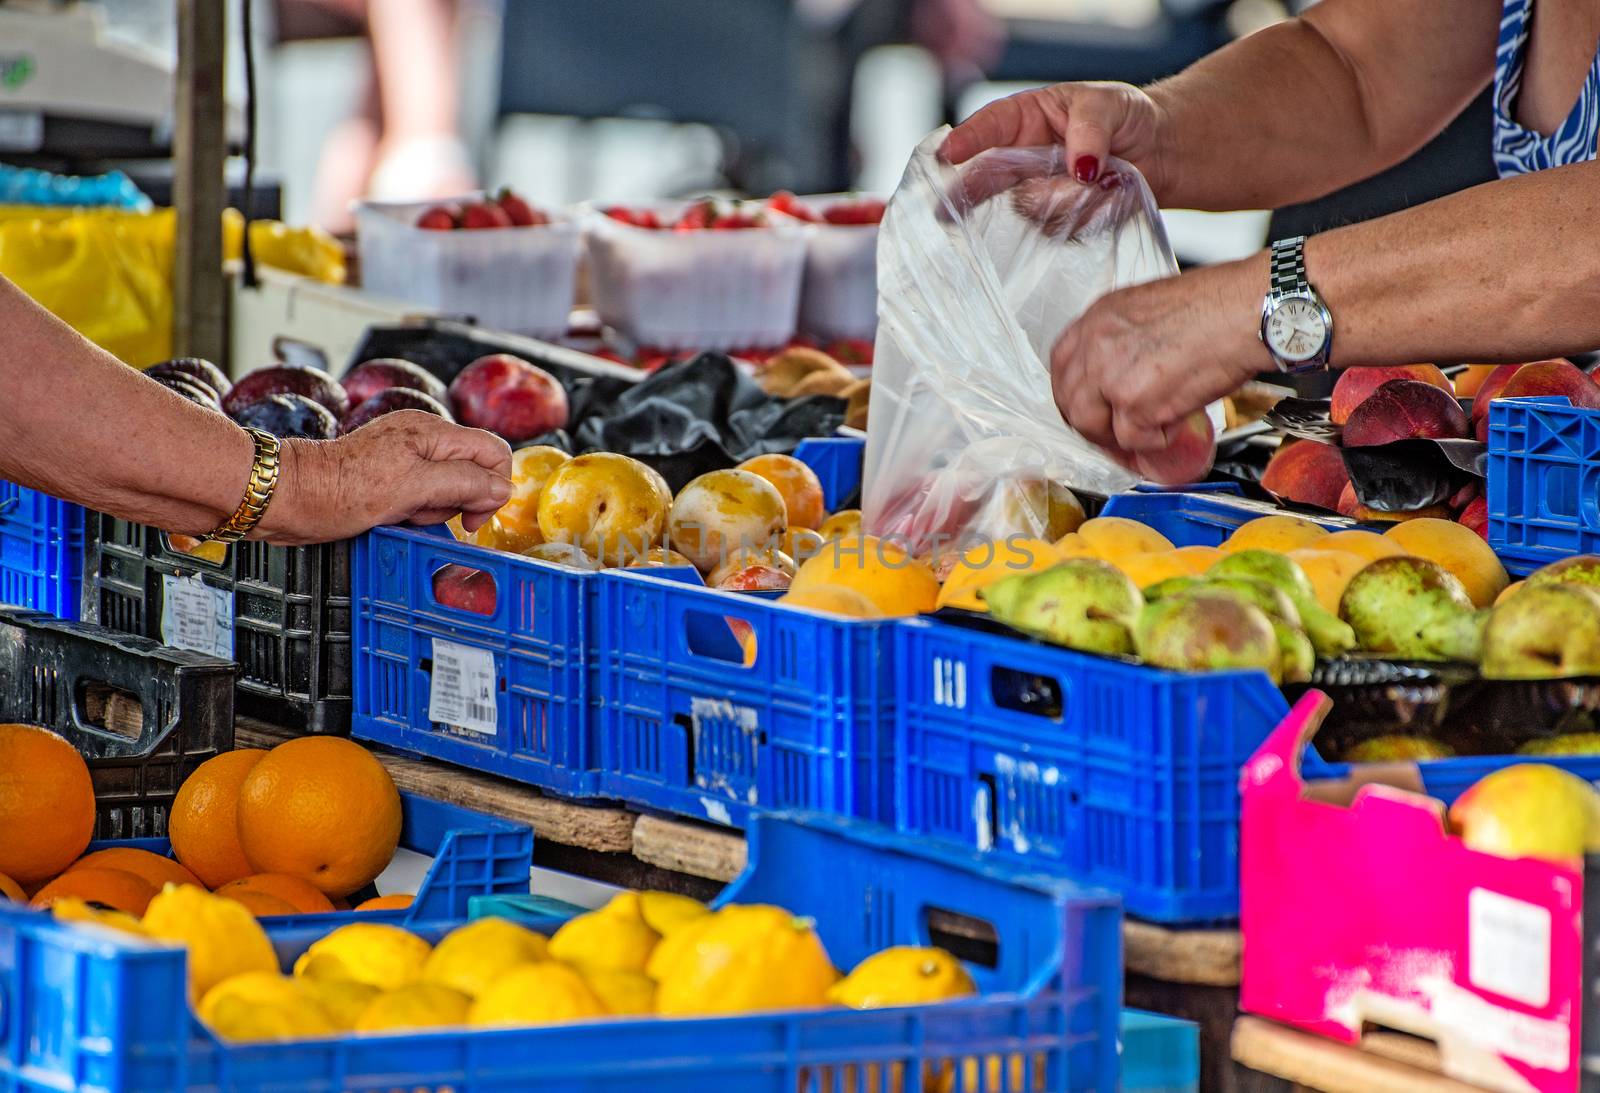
(1073, 155, 1100, 183)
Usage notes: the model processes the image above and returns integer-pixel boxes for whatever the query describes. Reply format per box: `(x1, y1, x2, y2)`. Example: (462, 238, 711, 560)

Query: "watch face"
(1265, 297, 1328, 362)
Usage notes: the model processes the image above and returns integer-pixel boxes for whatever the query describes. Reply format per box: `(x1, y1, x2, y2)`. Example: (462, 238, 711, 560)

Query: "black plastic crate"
(83, 514, 350, 734)
(0, 606, 235, 839)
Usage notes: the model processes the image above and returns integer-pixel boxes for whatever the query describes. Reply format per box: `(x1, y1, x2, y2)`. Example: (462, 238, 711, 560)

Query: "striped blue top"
(1493, 0, 1600, 176)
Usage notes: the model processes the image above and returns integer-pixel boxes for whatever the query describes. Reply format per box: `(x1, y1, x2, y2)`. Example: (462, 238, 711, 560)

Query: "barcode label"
(160, 574, 234, 660)
(428, 638, 497, 735)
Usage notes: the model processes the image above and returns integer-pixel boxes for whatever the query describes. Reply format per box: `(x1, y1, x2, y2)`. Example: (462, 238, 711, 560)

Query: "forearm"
(1147, 0, 1496, 210)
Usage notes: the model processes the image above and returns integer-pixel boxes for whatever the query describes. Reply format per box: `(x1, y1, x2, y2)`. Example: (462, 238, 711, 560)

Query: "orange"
(216, 873, 337, 914)
(0, 723, 96, 885)
(169, 749, 267, 889)
(356, 893, 415, 911)
(31, 867, 156, 916)
(738, 454, 826, 530)
(237, 737, 402, 898)
(218, 889, 299, 917)
(790, 536, 939, 617)
(0, 872, 24, 902)
(70, 847, 203, 892)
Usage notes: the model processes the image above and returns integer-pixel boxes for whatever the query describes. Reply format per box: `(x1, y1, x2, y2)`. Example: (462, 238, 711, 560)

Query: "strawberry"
(495, 188, 547, 227)
(416, 204, 460, 230)
(711, 213, 763, 230)
(460, 201, 513, 229)
(767, 191, 818, 222)
(822, 198, 886, 226)
(674, 200, 716, 231)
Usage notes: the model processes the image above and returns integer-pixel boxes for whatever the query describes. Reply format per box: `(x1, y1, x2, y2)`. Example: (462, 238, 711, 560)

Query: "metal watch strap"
(1270, 236, 1308, 295)
(205, 428, 282, 544)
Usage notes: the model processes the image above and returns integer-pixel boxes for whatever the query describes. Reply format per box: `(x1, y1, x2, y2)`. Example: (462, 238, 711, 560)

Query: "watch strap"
(1270, 235, 1308, 296)
(204, 428, 282, 544)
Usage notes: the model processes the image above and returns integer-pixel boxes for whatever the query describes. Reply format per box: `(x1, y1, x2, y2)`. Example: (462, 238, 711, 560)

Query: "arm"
(0, 276, 511, 544)
(943, 0, 1500, 212)
(1053, 161, 1600, 454)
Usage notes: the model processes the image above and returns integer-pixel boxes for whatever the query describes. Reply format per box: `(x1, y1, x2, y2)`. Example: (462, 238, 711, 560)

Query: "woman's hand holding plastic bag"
(862, 128, 1219, 557)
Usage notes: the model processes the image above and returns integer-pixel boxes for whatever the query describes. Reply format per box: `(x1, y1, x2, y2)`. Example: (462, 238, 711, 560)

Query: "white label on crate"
(428, 638, 497, 736)
(1467, 887, 1551, 1008)
(1432, 980, 1570, 1073)
(0, 111, 44, 152)
(160, 574, 233, 660)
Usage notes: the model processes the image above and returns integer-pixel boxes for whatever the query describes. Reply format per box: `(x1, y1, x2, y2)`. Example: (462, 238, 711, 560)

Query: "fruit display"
(416, 188, 550, 231)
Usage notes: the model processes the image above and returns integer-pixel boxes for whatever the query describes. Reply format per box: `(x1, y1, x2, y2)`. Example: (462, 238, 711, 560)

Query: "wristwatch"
(1259, 236, 1333, 374)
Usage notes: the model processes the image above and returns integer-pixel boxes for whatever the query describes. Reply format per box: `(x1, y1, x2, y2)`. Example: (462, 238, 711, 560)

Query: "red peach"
(448, 354, 569, 441)
(1474, 360, 1600, 441)
(713, 564, 793, 592)
(1459, 496, 1489, 540)
(1341, 379, 1469, 446)
(1330, 365, 1452, 425)
(1134, 410, 1216, 486)
(432, 564, 497, 615)
(1260, 439, 1350, 511)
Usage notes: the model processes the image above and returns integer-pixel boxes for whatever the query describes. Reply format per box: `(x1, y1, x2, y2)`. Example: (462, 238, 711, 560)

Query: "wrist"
(1215, 250, 1277, 381)
(252, 439, 320, 543)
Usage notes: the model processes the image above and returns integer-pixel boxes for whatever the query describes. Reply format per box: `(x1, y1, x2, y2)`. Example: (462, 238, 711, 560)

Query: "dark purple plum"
(339, 388, 454, 435)
(145, 357, 232, 399)
(223, 365, 349, 421)
(341, 358, 447, 408)
(233, 394, 338, 439)
(153, 374, 222, 411)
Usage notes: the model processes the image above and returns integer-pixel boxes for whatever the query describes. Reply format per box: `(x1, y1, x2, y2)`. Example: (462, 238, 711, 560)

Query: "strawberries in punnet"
(766, 191, 819, 222)
(460, 201, 513, 229)
(822, 198, 886, 225)
(495, 188, 548, 227)
(415, 204, 459, 230)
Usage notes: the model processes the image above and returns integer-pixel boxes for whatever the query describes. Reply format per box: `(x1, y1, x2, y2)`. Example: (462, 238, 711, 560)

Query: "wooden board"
(1231, 1017, 1491, 1093)
(632, 814, 746, 882)
(1123, 919, 1240, 986)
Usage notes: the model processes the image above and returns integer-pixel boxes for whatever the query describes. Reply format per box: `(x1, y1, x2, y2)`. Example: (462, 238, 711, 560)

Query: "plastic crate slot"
(430, 562, 497, 617)
(933, 654, 967, 709)
(29, 665, 58, 724)
(674, 713, 694, 787)
(684, 609, 754, 666)
(976, 773, 998, 852)
(990, 667, 1064, 722)
(773, 744, 812, 810)
(78, 682, 143, 740)
(513, 688, 548, 757)
(238, 627, 280, 688)
(925, 906, 1000, 969)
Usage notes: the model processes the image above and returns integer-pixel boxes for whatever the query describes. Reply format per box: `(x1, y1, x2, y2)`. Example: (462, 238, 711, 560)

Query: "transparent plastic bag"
(863, 128, 1200, 554)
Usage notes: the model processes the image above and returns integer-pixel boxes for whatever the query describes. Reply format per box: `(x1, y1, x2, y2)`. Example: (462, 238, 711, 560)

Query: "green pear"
(1197, 576, 1302, 629)
(1344, 735, 1456, 762)
(1417, 608, 1489, 663)
(982, 558, 1143, 656)
(1273, 621, 1315, 684)
(1482, 583, 1600, 679)
(1142, 576, 1204, 602)
(1517, 732, 1600, 756)
(1450, 764, 1600, 859)
(1526, 555, 1600, 589)
(1209, 550, 1352, 656)
(1134, 588, 1281, 682)
(1339, 556, 1477, 660)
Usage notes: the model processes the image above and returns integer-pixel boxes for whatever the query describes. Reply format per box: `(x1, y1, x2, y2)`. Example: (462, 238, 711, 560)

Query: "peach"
(936, 538, 1064, 612)
(1384, 517, 1509, 607)
(789, 536, 939, 617)
(1321, 529, 1406, 562)
(624, 547, 695, 570)
(997, 480, 1087, 540)
(1459, 495, 1489, 540)
(494, 445, 570, 551)
(536, 453, 671, 566)
(668, 469, 787, 573)
(1470, 364, 1524, 427)
(1070, 517, 1174, 561)
(1330, 365, 1452, 424)
(1172, 545, 1225, 573)
(1259, 439, 1350, 511)
(432, 564, 496, 615)
(714, 564, 793, 592)
(1341, 379, 1469, 446)
(1453, 365, 1501, 399)
(779, 527, 827, 566)
(778, 585, 884, 618)
(707, 547, 797, 587)
(1133, 410, 1216, 486)
(1497, 580, 1524, 606)
(1116, 550, 1198, 592)
(818, 510, 861, 542)
(737, 454, 825, 530)
(1222, 514, 1328, 554)
(522, 542, 600, 570)
(1288, 548, 1371, 613)
(1475, 359, 1600, 441)
(447, 353, 568, 441)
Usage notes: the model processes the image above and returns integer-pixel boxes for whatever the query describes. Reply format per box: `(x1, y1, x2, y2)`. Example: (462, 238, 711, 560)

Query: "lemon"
(645, 910, 719, 981)
(142, 883, 278, 1001)
(548, 891, 660, 974)
(198, 972, 336, 1042)
(293, 923, 432, 990)
(468, 961, 610, 1027)
(578, 968, 656, 1015)
(422, 917, 550, 998)
(52, 896, 146, 937)
(638, 891, 710, 937)
(355, 982, 472, 1033)
(302, 977, 380, 1030)
(828, 947, 977, 1008)
(654, 904, 839, 1016)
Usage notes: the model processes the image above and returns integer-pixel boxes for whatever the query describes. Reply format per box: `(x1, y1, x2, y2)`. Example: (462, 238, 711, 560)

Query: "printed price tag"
(428, 638, 497, 735)
(1469, 887, 1552, 1007)
(160, 574, 234, 660)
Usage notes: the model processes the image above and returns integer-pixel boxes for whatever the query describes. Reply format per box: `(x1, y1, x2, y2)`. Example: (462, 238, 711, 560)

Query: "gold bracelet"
(204, 428, 283, 544)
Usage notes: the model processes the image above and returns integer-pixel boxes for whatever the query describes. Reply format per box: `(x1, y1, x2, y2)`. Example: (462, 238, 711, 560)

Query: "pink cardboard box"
(1240, 690, 1591, 1093)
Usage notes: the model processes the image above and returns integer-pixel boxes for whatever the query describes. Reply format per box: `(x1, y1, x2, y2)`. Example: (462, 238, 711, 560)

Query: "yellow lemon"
(548, 891, 661, 975)
(1071, 517, 1173, 561)
(468, 961, 610, 1027)
(51, 895, 146, 937)
(645, 909, 720, 982)
(654, 904, 839, 1016)
(639, 891, 710, 937)
(777, 585, 884, 618)
(936, 538, 1064, 612)
(790, 537, 939, 617)
(828, 947, 977, 1008)
(1288, 549, 1372, 613)
(1321, 529, 1405, 563)
(302, 977, 380, 1030)
(579, 968, 657, 1015)
(198, 971, 336, 1042)
(422, 917, 550, 998)
(1222, 515, 1328, 554)
(354, 982, 472, 1033)
(142, 883, 278, 1001)
(292, 923, 432, 991)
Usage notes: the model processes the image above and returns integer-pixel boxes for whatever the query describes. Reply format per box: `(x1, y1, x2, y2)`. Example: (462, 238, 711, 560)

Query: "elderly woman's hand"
(262, 411, 512, 545)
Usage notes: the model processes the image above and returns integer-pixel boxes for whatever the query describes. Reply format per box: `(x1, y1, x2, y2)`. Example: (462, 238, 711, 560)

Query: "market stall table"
(1232, 1016, 1496, 1093)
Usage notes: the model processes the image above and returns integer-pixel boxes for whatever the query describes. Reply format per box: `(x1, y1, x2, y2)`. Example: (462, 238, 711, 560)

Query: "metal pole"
(172, 0, 227, 364)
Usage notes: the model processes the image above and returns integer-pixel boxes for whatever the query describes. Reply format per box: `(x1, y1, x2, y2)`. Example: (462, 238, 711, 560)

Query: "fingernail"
(1073, 155, 1100, 184)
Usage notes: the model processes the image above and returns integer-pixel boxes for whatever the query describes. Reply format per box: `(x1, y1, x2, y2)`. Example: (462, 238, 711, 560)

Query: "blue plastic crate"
(351, 524, 603, 797)
(0, 480, 84, 620)
(597, 567, 897, 827)
(1486, 394, 1600, 575)
(1121, 1010, 1199, 1093)
(1100, 486, 1350, 545)
(793, 435, 864, 511)
(0, 811, 1120, 1093)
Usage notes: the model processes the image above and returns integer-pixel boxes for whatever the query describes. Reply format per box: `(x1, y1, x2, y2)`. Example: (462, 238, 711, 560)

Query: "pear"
(1449, 764, 1600, 861)
(1481, 583, 1600, 679)
(1338, 556, 1477, 660)
(1142, 576, 1204, 602)
(1273, 621, 1315, 684)
(1343, 735, 1455, 762)
(1134, 588, 1281, 682)
(1208, 550, 1353, 656)
(1416, 608, 1488, 664)
(1196, 576, 1302, 629)
(1517, 733, 1600, 756)
(981, 558, 1143, 656)
(1526, 554, 1600, 589)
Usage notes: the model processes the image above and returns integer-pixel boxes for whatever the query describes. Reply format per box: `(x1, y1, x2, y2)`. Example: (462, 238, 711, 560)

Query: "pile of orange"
(0, 725, 412, 919)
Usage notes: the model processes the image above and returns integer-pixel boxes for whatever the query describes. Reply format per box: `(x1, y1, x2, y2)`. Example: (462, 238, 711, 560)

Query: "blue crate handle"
(0, 496, 16, 519)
